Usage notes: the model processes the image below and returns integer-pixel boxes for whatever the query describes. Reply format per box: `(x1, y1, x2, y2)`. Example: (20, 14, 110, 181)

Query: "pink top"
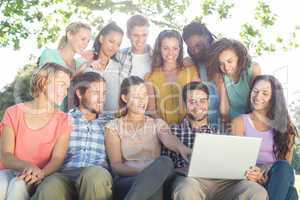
(105, 117, 167, 170)
(0, 103, 72, 169)
(243, 114, 276, 165)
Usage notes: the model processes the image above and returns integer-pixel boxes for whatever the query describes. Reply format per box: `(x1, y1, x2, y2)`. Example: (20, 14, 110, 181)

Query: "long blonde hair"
(58, 22, 91, 49)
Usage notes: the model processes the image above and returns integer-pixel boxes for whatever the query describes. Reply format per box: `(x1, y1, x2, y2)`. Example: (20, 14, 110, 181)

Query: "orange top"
(0, 103, 72, 169)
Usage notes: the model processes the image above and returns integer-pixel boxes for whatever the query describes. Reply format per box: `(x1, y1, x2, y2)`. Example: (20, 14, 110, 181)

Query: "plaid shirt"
(162, 117, 218, 168)
(61, 108, 114, 170)
(116, 45, 152, 77)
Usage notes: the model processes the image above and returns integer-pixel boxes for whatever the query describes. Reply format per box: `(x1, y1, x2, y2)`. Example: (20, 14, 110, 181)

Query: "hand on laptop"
(245, 166, 266, 184)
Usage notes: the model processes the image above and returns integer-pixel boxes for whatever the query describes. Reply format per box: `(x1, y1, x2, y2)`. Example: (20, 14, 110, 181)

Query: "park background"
(1, 0, 300, 192)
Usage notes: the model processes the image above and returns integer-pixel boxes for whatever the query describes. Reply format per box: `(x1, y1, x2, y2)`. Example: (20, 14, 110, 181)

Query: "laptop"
(177, 134, 262, 180)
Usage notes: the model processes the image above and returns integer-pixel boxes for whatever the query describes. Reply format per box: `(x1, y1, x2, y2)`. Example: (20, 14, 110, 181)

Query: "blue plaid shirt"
(61, 108, 114, 170)
(162, 117, 218, 168)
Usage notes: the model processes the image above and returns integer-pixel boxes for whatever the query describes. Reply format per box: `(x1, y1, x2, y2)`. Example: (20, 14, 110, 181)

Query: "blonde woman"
(38, 22, 91, 73)
(0, 63, 72, 200)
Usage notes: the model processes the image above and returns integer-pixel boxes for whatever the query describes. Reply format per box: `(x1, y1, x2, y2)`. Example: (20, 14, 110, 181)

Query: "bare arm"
(144, 77, 159, 118)
(231, 116, 245, 136)
(42, 132, 70, 176)
(214, 74, 230, 122)
(1, 125, 32, 171)
(104, 127, 141, 176)
(157, 121, 191, 160)
(251, 63, 261, 82)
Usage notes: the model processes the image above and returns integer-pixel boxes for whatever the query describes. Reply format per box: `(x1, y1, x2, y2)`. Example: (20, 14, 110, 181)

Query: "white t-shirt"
(130, 53, 151, 79)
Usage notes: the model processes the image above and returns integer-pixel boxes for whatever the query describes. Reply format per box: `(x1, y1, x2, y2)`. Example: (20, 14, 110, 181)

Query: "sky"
(0, 0, 299, 106)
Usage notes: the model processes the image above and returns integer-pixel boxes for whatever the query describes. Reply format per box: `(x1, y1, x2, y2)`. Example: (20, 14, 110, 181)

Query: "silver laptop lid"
(187, 134, 262, 179)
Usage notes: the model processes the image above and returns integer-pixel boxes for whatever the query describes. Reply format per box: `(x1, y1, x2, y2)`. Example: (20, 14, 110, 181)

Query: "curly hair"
(207, 38, 251, 78)
(250, 75, 298, 160)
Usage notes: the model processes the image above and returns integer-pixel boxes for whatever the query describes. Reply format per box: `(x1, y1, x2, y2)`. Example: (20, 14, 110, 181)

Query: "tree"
(1, 0, 299, 55)
(0, 64, 34, 118)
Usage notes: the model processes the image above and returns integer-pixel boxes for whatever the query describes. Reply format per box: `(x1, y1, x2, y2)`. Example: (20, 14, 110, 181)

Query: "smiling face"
(218, 49, 239, 76)
(186, 34, 210, 62)
(68, 28, 91, 53)
(186, 89, 209, 121)
(45, 71, 70, 106)
(79, 80, 107, 114)
(99, 31, 123, 58)
(122, 83, 149, 115)
(128, 25, 149, 53)
(161, 37, 180, 65)
(250, 80, 272, 112)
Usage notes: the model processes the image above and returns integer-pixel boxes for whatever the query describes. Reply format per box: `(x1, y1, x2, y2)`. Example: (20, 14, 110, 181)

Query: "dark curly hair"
(92, 22, 124, 60)
(207, 38, 251, 78)
(250, 75, 298, 160)
(151, 30, 184, 70)
(182, 21, 216, 64)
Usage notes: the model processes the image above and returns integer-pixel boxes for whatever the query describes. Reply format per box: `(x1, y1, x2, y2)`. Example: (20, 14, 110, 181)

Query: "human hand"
(245, 166, 266, 184)
(178, 145, 192, 163)
(19, 164, 44, 185)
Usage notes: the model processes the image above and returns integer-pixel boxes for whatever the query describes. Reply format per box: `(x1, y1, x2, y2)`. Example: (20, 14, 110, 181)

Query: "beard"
(187, 112, 208, 122)
(81, 97, 99, 114)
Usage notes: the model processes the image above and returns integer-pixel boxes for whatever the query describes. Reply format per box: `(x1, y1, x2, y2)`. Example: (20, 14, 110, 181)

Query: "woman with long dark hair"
(232, 75, 298, 200)
(145, 30, 199, 124)
(105, 76, 190, 200)
(84, 22, 125, 114)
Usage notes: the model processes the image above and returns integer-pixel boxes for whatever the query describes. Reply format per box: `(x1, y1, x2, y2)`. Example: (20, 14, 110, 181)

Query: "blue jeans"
(113, 156, 174, 200)
(265, 160, 298, 200)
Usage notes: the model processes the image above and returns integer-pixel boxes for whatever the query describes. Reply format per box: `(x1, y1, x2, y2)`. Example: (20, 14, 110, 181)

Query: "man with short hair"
(117, 14, 152, 79)
(164, 81, 268, 200)
(32, 72, 113, 200)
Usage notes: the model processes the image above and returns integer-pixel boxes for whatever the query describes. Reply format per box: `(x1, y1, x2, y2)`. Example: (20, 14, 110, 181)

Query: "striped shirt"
(61, 108, 114, 170)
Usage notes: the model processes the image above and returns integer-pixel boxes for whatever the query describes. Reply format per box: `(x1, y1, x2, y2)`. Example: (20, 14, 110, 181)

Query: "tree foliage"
(1, 0, 299, 55)
(0, 64, 35, 118)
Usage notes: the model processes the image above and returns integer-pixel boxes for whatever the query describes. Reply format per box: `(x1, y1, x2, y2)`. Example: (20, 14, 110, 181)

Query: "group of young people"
(0, 14, 298, 200)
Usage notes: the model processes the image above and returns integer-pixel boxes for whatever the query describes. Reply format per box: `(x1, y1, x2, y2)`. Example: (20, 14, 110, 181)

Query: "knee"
(9, 177, 27, 191)
(81, 166, 112, 187)
(35, 174, 66, 195)
(172, 178, 203, 200)
(251, 185, 268, 200)
(155, 156, 174, 172)
(7, 178, 29, 198)
(243, 181, 268, 200)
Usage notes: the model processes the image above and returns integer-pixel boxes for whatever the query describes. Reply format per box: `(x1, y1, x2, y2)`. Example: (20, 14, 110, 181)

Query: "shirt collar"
(69, 107, 112, 121)
(126, 44, 152, 55)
